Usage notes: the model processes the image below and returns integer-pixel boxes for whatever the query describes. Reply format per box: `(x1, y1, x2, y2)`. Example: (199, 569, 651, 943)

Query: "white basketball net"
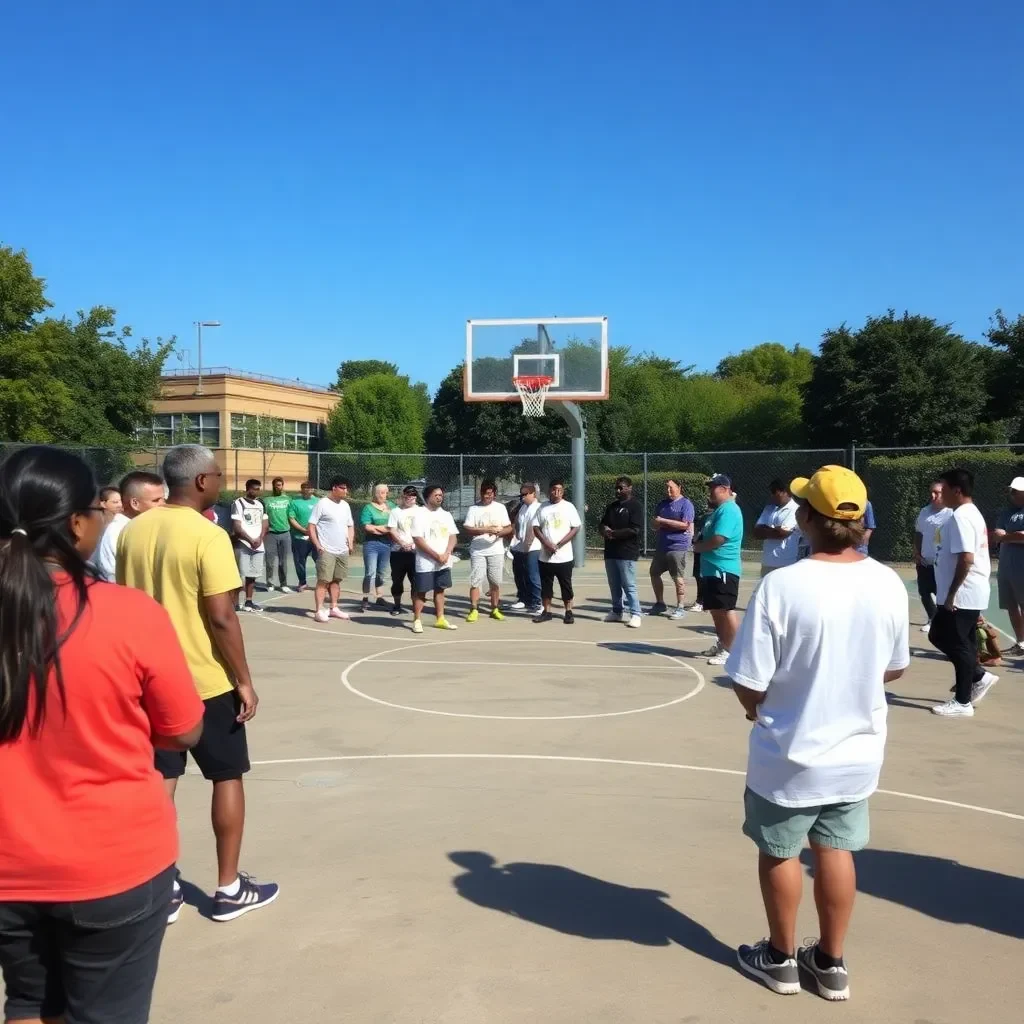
(513, 376, 553, 417)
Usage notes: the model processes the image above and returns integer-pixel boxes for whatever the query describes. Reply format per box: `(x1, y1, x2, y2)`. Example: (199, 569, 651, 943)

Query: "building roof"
(160, 366, 334, 394)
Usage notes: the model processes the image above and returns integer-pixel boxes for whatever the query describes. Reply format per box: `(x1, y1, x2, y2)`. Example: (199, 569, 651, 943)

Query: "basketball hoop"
(513, 375, 554, 417)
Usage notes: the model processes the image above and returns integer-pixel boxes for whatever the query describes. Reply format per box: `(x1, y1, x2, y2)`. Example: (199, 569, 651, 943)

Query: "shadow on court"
(599, 641, 692, 659)
(178, 879, 215, 920)
(884, 692, 937, 712)
(448, 852, 734, 966)
(800, 848, 1024, 940)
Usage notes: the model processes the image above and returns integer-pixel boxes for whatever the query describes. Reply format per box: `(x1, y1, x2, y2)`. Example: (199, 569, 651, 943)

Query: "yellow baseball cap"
(790, 465, 868, 521)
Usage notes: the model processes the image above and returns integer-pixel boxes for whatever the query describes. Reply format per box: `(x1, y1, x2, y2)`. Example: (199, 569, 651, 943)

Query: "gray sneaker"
(669, 606, 687, 620)
(797, 943, 850, 1001)
(736, 939, 799, 995)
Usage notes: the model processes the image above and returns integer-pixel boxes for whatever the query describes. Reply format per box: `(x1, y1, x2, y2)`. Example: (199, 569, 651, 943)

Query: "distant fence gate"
(2, 442, 1022, 563)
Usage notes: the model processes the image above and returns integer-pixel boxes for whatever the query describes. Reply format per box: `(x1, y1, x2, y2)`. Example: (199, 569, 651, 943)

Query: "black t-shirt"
(600, 497, 644, 560)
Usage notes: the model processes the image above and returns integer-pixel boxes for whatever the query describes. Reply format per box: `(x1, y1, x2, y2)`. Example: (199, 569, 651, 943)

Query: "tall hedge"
(858, 449, 1024, 560)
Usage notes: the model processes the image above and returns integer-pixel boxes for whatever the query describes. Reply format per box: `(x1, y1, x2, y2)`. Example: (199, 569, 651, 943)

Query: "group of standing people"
(0, 444, 277, 1024)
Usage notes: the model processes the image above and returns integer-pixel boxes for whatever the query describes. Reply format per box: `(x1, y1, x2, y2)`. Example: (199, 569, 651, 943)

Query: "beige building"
(135, 367, 339, 490)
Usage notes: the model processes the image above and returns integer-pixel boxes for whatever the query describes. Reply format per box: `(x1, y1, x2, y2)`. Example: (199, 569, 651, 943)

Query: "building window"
(137, 412, 220, 448)
(230, 414, 322, 449)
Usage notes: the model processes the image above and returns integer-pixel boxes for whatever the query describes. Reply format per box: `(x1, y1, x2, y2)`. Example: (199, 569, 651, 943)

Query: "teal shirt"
(286, 495, 318, 539)
(699, 500, 743, 577)
(263, 494, 291, 533)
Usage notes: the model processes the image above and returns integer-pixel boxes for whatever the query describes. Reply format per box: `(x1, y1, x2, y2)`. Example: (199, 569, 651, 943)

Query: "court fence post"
(316, 450, 321, 489)
(459, 454, 465, 500)
(850, 443, 856, 473)
(642, 452, 649, 555)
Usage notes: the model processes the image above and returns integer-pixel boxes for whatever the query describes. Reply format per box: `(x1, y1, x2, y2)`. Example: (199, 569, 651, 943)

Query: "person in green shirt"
(286, 481, 319, 592)
(360, 483, 396, 613)
(263, 477, 294, 592)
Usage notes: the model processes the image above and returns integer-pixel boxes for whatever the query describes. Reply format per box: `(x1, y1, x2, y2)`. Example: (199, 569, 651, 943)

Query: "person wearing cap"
(992, 476, 1024, 655)
(726, 465, 909, 1001)
(692, 473, 743, 665)
(913, 481, 952, 632)
(929, 468, 997, 716)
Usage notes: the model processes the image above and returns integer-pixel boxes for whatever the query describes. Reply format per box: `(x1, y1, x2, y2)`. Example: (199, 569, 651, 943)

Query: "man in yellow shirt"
(118, 444, 279, 924)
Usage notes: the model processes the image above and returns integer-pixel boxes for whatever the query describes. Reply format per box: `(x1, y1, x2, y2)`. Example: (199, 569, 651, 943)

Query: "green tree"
(803, 311, 994, 447)
(984, 310, 1024, 440)
(331, 359, 400, 390)
(0, 246, 173, 445)
(326, 373, 426, 481)
(716, 342, 814, 390)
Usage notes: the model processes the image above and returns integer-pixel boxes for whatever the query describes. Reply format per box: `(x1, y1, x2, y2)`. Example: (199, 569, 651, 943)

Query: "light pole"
(193, 320, 221, 396)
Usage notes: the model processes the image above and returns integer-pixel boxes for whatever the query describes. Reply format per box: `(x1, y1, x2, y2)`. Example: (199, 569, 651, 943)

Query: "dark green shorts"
(742, 787, 870, 859)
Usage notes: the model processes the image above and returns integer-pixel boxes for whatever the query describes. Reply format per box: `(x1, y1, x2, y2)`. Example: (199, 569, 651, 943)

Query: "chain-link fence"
(4, 441, 1023, 562)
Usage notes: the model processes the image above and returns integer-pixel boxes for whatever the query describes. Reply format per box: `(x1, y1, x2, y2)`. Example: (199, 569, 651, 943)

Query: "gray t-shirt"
(997, 506, 1024, 571)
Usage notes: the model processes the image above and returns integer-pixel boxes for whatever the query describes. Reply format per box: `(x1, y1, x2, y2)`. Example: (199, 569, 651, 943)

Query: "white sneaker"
(280, 586, 294, 594)
(627, 614, 642, 629)
(685, 602, 704, 613)
(313, 609, 329, 623)
(510, 601, 526, 610)
(329, 607, 350, 620)
(971, 672, 998, 705)
(932, 698, 974, 717)
(700, 642, 723, 658)
(920, 622, 932, 633)
(604, 612, 623, 623)
(707, 649, 730, 666)
(412, 619, 424, 634)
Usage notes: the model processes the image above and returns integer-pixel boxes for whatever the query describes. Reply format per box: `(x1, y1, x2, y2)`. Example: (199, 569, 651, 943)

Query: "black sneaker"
(243, 600, 263, 614)
(360, 598, 369, 613)
(532, 610, 553, 623)
(376, 596, 389, 608)
(736, 939, 800, 995)
(211, 873, 280, 922)
(168, 883, 184, 924)
(390, 604, 403, 617)
(649, 602, 668, 615)
(563, 610, 575, 625)
(797, 943, 850, 1001)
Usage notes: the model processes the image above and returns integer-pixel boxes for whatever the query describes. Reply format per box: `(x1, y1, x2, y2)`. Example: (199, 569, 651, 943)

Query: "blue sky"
(4, 1, 1022, 394)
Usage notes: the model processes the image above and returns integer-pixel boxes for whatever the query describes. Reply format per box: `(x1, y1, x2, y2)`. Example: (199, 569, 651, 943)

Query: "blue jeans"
(512, 549, 541, 607)
(291, 536, 315, 586)
(362, 539, 390, 594)
(605, 558, 641, 616)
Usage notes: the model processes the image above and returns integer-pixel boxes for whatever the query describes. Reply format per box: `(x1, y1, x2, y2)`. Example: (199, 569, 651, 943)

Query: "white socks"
(217, 876, 241, 896)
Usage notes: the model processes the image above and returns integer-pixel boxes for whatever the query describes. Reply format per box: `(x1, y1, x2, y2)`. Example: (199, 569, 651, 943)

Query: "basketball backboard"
(464, 317, 609, 403)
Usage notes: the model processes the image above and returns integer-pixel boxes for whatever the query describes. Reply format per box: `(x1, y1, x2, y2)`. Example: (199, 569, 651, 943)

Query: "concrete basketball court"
(156, 559, 1023, 1024)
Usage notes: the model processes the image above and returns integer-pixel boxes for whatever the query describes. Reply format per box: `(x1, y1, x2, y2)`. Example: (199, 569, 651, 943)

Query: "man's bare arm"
(692, 533, 727, 553)
(203, 591, 258, 722)
(733, 683, 766, 720)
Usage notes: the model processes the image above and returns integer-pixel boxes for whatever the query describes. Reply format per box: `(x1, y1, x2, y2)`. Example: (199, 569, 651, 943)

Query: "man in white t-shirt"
(913, 480, 952, 632)
(726, 465, 909, 1001)
(96, 471, 166, 581)
(929, 467, 997, 716)
(510, 483, 543, 613)
(231, 479, 269, 613)
(386, 485, 421, 616)
(463, 480, 513, 623)
(307, 477, 355, 623)
(530, 480, 582, 625)
(753, 479, 800, 576)
(410, 484, 459, 634)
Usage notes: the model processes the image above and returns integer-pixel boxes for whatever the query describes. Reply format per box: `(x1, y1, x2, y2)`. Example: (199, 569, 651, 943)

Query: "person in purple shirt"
(649, 478, 695, 618)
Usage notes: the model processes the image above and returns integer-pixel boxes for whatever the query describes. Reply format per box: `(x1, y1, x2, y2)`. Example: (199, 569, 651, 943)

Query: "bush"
(858, 449, 1024, 560)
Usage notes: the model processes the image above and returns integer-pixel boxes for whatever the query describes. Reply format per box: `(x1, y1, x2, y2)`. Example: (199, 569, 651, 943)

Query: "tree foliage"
(803, 311, 995, 447)
(326, 372, 426, 481)
(0, 246, 173, 445)
(332, 359, 400, 390)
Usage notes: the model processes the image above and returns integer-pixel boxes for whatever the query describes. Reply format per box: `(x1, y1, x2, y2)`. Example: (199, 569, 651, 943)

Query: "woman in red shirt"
(0, 447, 204, 1024)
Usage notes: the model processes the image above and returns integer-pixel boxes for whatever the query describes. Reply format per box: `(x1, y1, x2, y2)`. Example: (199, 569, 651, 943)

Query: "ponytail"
(0, 447, 97, 743)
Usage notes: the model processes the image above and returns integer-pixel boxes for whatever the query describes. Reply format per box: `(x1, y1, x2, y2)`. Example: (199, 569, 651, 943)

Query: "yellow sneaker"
(466, 608, 479, 623)
(412, 619, 424, 634)
(435, 618, 458, 630)
(490, 608, 505, 621)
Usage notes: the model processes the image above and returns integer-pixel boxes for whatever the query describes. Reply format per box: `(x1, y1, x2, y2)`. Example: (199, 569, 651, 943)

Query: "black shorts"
(0, 864, 175, 1024)
(154, 690, 250, 782)
(415, 568, 452, 594)
(700, 571, 739, 611)
(539, 560, 574, 602)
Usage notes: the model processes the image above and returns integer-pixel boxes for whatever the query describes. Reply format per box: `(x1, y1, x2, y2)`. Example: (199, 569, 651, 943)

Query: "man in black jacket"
(600, 476, 644, 627)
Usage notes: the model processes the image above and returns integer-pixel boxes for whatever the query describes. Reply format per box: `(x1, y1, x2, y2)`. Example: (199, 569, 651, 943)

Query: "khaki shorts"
(316, 551, 349, 584)
(650, 549, 687, 579)
(469, 551, 504, 589)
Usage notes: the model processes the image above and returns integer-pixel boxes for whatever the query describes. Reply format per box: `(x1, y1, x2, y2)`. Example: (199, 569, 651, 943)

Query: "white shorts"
(236, 547, 265, 580)
(470, 551, 504, 589)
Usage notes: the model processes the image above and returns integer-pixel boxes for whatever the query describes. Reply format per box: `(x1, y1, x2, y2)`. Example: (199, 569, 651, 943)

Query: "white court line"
(242, 752, 1024, 822)
(341, 639, 706, 720)
(368, 658, 689, 671)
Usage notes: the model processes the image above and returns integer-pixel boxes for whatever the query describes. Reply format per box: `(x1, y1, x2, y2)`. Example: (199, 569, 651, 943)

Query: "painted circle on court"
(341, 638, 705, 720)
